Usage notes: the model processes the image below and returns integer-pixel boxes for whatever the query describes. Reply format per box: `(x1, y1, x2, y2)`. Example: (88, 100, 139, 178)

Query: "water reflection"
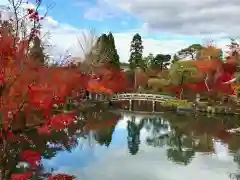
(127, 116, 144, 155)
(2, 110, 240, 179)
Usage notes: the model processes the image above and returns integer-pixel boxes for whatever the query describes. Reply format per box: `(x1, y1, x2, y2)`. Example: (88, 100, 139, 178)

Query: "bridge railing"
(111, 93, 176, 101)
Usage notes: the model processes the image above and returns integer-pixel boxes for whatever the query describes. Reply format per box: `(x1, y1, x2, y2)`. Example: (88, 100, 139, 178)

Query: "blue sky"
(35, 0, 202, 61)
(39, 0, 201, 39)
(45, 0, 142, 33)
(42, 120, 128, 172)
(1, 0, 233, 62)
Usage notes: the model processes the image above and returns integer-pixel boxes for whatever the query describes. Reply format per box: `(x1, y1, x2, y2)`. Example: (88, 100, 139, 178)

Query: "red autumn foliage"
(11, 172, 33, 180)
(92, 64, 131, 93)
(48, 174, 76, 180)
(45, 113, 76, 131)
(37, 113, 76, 135)
(0, 25, 88, 126)
(37, 125, 52, 135)
(193, 59, 222, 73)
(165, 57, 238, 97)
(0, 131, 18, 141)
(0, 3, 129, 179)
(21, 150, 41, 168)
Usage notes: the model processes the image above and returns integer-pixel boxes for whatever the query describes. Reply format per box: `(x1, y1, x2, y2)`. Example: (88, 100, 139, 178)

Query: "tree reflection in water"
(0, 110, 120, 179)
(142, 116, 195, 165)
(127, 116, 144, 155)
(144, 117, 170, 147)
(125, 112, 240, 168)
(166, 128, 195, 165)
(0, 117, 83, 179)
(1, 109, 240, 179)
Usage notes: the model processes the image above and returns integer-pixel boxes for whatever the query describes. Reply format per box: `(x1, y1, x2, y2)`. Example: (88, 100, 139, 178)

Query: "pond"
(9, 110, 240, 179)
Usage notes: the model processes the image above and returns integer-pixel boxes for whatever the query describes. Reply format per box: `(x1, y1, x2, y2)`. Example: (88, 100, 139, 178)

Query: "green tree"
(107, 32, 120, 68)
(129, 33, 144, 69)
(151, 54, 171, 70)
(167, 129, 195, 165)
(127, 117, 144, 155)
(94, 125, 116, 147)
(178, 44, 203, 60)
(227, 38, 240, 63)
(171, 54, 180, 64)
(97, 32, 120, 68)
(142, 53, 154, 69)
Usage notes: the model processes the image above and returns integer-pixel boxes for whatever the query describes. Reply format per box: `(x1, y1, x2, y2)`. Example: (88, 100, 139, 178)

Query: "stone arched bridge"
(111, 93, 177, 112)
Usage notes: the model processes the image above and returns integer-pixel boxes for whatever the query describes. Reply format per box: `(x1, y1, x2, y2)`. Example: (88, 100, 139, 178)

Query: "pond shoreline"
(4, 98, 240, 133)
(113, 101, 240, 116)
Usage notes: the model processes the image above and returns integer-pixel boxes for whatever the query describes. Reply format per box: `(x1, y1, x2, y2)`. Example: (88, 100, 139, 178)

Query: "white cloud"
(84, 7, 112, 21)
(49, 143, 238, 180)
(83, 0, 123, 21)
(39, 13, 231, 62)
(0, 0, 232, 63)
(41, 21, 231, 62)
(102, 0, 240, 38)
(43, 113, 238, 180)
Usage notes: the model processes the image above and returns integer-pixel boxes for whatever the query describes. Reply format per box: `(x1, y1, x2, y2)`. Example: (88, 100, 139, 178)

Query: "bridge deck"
(111, 93, 176, 102)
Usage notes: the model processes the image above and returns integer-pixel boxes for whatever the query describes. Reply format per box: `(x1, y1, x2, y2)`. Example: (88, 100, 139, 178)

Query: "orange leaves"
(86, 65, 129, 94)
(92, 64, 130, 93)
(193, 59, 222, 73)
(87, 80, 113, 95)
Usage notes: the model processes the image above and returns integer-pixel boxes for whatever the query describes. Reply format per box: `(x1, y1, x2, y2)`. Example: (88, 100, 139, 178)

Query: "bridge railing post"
(129, 99, 132, 111)
(152, 100, 155, 112)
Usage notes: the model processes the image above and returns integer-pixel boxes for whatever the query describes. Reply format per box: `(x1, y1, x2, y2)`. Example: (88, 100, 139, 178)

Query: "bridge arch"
(111, 93, 176, 112)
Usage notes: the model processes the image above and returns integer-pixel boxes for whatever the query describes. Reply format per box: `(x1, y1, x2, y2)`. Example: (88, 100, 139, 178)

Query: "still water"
(15, 110, 240, 179)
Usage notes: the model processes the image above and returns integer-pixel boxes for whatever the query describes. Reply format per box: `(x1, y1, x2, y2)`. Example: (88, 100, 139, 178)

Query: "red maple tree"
(0, 1, 128, 180)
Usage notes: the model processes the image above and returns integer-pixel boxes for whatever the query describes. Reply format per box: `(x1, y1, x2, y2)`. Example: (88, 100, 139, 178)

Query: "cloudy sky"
(0, 0, 239, 62)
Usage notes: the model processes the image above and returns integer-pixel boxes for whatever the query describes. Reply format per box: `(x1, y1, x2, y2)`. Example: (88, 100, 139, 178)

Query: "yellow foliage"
(231, 84, 240, 94)
(198, 46, 222, 60)
(147, 78, 171, 90)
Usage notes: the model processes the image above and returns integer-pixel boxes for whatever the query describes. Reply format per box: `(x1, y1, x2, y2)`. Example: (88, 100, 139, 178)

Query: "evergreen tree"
(97, 32, 120, 68)
(171, 54, 180, 64)
(142, 53, 154, 69)
(129, 33, 144, 69)
(107, 32, 120, 68)
(151, 54, 171, 70)
(98, 33, 108, 62)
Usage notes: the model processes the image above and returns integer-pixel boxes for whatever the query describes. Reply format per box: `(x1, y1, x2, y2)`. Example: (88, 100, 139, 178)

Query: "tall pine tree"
(107, 32, 120, 68)
(97, 32, 120, 68)
(129, 33, 144, 69)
